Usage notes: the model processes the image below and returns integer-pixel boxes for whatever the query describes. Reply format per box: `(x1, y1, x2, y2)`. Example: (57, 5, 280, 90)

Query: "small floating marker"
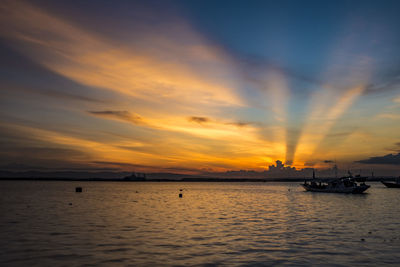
(361, 238, 365, 242)
(136, 191, 139, 193)
(75, 187, 82, 193)
(179, 193, 183, 198)
(69, 203, 72, 206)
(368, 231, 372, 234)
(179, 189, 183, 191)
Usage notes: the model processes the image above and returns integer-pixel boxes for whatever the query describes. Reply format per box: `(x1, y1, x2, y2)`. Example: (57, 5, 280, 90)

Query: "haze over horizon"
(1, 0, 400, 176)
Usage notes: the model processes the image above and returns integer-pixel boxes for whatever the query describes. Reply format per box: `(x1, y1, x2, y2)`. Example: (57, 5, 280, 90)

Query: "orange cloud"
(88, 110, 145, 125)
(0, 1, 287, 172)
(0, 0, 243, 108)
(2, 0, 385, 173)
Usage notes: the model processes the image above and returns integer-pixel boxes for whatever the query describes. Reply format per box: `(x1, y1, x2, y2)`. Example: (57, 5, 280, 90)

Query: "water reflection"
(0, 181, 399, 266)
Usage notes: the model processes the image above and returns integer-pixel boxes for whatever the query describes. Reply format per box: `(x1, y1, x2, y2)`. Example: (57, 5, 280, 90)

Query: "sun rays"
(0, 0, 399, 174)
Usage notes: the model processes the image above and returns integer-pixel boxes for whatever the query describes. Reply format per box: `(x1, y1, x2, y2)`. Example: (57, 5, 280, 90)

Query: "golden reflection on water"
(1, 181, 400, 266)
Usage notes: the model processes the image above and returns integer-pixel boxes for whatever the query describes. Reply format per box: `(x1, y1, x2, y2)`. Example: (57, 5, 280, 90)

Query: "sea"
(1, 181, 400, 266)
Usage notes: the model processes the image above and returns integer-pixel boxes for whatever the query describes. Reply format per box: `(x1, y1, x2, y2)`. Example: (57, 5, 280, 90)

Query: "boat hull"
(381, 181, 400, 188)
(302, 184, 370, 194)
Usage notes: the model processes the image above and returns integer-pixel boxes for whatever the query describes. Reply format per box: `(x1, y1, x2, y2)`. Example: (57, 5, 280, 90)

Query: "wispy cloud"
(385, 142, 400, 153)
(188, 116, 210, 124)
(188, 116, 251, 128)
(364, 75, 400, 95)
(376, 113, 400, 120)
(0, 0, 243, 108)
(0, 83, 105, 103)
(88, 110, 144, 125)
(0, 1, 282, 172)
(225, 121, 250, 128)
(2, 0, 397, 174)
(87, 110, 256, 141)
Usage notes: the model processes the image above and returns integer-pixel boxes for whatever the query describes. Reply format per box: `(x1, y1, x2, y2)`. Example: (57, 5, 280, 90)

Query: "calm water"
(1, 181, 400, 266)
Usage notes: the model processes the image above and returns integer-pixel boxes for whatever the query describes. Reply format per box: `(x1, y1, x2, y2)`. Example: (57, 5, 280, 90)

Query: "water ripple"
(1, 181, 399, 266)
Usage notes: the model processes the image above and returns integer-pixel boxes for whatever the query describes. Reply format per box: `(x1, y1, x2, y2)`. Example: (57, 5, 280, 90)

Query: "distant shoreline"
(0, 177, 390, 182)
(0, 177, 301, 182)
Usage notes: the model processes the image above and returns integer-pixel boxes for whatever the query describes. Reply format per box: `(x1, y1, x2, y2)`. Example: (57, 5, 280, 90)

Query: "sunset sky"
(1, 0, 400, 175)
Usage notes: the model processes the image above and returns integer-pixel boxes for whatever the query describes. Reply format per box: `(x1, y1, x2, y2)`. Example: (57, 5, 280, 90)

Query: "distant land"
(0, 160, 396, 182)
(0, 171, 394, 182)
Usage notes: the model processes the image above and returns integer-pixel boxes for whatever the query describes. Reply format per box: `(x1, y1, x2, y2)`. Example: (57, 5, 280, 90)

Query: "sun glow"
(0, 0, 398, 174)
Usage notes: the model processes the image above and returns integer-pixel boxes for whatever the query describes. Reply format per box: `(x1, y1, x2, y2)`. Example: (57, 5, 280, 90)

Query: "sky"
(0, 0, 400, 175)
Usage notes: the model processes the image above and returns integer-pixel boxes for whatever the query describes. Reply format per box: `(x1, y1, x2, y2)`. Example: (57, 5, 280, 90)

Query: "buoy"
(179, 193, 182, 198)
(69, 203, 72, 205)
(361, 238, 365, 242)
(75, 187, 82, 192)
(179, 189, 183, 191)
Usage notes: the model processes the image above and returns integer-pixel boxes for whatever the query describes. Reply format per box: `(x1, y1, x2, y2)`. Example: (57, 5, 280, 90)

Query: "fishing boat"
(381, 177, 400, 188)
(302, 171, 370, 194)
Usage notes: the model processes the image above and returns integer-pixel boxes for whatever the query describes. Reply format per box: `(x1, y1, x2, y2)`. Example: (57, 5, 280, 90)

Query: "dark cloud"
(363, 75, 400, 95)
(42, 90, 105, 103)
(0, 83, 105, 103)
(225, 121, 250, 127)
(188, 116, 252, 128)
(355, 153, 400, 165)
(188, 116, 210, 124)
(385, 142, 400, 153)
(88, 110, 144, 125)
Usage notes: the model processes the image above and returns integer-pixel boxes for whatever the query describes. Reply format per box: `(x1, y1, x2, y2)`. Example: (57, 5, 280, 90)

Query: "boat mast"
(334, 164, 338, 179)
